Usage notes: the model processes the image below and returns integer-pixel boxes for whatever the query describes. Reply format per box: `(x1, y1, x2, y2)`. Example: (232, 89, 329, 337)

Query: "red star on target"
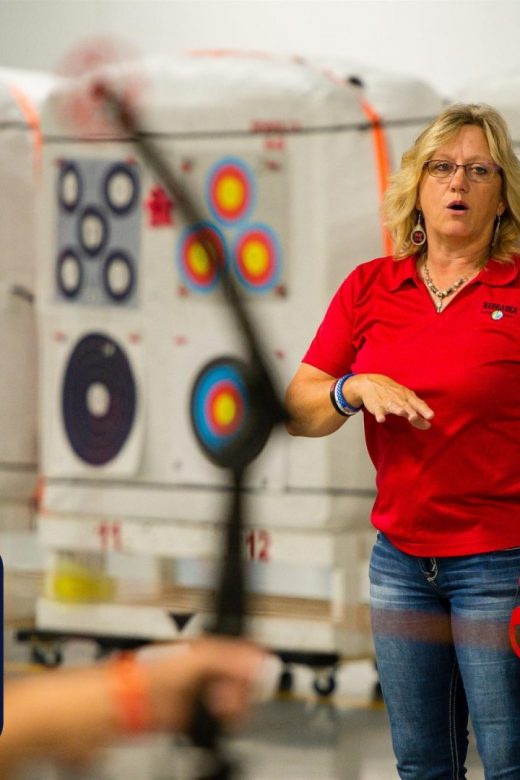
(145, 185, 174, 226)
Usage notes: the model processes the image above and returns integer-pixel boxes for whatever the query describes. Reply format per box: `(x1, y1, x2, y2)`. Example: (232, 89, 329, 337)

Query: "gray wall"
(0, 0, 519, 98)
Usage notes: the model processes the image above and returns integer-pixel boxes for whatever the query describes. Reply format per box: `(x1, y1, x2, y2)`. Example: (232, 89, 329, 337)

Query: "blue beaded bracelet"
(331, 373, 362, 416)
(329, 381, 349, 416)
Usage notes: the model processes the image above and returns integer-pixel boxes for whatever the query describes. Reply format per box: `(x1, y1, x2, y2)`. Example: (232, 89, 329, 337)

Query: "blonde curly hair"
(383, 103, 520, 262)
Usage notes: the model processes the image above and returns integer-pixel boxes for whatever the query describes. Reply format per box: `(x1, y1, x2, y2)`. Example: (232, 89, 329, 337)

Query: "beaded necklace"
(422, 262, 469, 314)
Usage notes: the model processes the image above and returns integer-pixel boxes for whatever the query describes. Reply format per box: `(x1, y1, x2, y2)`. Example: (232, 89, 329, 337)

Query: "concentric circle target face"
(103, 163, 139, 215)
(177, 222, 226, 293)
(58, 162, 82, 212)
(190, 357, 271, 468)
(190, 359, 249, 466)
(233, 224, 282, 292)
(62, 333, 136, 466)
(206, 157, 255, 225)
(78, 206, 108, 256)
(103, 251, 135, 301)
(57, 248, 83, 298)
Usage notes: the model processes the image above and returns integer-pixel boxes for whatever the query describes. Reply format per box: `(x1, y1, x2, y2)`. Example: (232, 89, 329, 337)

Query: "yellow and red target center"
(187, 241, 211, 277)
(208, 382, 244, 435)
(182, 226, 223, 287)
(214, 392, 237, 427)
(240, 239, 269, 278)
(216, 174, 245, 214)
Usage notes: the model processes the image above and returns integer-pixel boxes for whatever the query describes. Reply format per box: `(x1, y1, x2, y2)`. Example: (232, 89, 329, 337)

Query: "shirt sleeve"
(302, 271, 357, 378)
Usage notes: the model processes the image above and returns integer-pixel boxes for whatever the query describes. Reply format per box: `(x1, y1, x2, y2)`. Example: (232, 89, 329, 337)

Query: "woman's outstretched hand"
(285, 364, 434, 437)
(344, 373, 434, 429)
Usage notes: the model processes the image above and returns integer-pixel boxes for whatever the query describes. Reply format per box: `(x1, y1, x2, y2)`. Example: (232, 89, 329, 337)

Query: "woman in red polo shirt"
(285, 103, 520, 778)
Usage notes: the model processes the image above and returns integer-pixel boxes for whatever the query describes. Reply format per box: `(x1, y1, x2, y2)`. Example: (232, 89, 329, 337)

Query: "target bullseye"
(207, 157, 255, 225)
(178, 222, 226, 293)
(233, 224, 282, 292)
(190, 357, 269, 468)
(62, 333, 136, 466)
(206, 380, 245, 438)
(191, 361, 247, 457)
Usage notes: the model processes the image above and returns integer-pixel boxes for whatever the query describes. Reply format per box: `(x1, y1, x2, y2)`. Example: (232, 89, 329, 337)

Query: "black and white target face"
(58, 162, 82, 212)
(57, 249, 83, 298)
(78, 206, 108, 256)
(55, 158, 141, 308)
(61, 333, 136, 465)
(103, 251, 135, 300)
(103, 163, 139, 214)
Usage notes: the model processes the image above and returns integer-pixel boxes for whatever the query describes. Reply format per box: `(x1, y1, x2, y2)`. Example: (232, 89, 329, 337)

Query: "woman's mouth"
(447, 201, 469, 212)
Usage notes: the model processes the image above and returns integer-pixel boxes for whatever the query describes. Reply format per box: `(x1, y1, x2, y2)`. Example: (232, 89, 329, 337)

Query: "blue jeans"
(369, 532, 520, 779)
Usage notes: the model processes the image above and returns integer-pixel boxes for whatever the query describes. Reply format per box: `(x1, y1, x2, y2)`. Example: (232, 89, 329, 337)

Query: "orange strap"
(32, 475, 46, 514)
(108, 653, 154, 734)
(360, 99, 393, 257)
(8, 83, 43, 173)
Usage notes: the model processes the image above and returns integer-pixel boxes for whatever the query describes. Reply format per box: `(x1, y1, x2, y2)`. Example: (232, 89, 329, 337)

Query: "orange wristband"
(108, 652, 154, 734)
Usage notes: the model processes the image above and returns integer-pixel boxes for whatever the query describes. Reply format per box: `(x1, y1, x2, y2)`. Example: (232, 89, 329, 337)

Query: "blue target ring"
(191, 360, 248, 455)
(190, 357, 270, 468)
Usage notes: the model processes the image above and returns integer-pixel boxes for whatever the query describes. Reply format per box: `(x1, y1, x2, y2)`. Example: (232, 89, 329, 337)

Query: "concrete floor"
(4, 630, 485, 780)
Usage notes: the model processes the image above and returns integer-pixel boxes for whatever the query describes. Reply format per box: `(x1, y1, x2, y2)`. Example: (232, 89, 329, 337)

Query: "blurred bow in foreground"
(55, 40, 288, 779)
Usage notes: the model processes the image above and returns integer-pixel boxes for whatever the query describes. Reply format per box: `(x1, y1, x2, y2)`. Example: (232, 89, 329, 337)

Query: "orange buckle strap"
(108, 652, 154, 734)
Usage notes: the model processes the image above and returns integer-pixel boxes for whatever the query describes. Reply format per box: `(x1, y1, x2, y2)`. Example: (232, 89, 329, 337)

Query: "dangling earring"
(491, 214, 502, 248)
(410, 211, 426, 246)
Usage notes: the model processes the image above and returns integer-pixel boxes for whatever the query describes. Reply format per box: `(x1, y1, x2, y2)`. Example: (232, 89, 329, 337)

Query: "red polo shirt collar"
(387, 254, 520, 292)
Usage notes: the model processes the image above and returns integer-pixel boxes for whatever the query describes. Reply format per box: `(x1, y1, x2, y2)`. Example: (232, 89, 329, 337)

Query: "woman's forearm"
(284, 364, 352, 437)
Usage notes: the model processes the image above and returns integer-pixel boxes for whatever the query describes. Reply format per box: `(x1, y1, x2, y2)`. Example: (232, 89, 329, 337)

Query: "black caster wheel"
(312, 669, 336, 697)
(277, 666, 294, 694)
(30, 643, 63, 668)
(373, 661, 383, 701)
(372, 680, 383, 701)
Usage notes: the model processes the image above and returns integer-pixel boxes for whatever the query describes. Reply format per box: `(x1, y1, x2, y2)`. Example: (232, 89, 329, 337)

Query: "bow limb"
(91, 83, 286, 778)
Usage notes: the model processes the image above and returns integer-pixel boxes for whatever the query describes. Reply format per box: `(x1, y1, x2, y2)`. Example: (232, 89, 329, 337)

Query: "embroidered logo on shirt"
(481, 301, 518, 319)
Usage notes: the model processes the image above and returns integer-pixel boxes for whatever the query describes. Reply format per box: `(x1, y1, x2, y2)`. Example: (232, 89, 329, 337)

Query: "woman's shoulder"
(484, 255, 520, 285)
(345, 254, 415, 286)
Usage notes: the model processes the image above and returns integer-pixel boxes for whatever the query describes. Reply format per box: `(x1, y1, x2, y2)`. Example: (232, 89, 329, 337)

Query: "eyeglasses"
(424, 159, 502, 183)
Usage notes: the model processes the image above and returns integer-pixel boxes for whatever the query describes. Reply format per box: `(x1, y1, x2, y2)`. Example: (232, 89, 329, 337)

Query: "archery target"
(62, 333, 136, 466)
(177, 221, 227, 293)
(103, 163, 139, 215)
(206, 157, 255, 225)
(40, 316, 144, 477)
(103, 250, 135, 301)
(170, 144, 289, 297)
(58, 161, 82, 212)
(190, 357, 270, 469)
(55, 157, 141, 308)
(232, 223, 282, 293)
(56, 248, 83, 298)
(78, 205, 109, 256)
(191, 358, 247, 464)
(168, 327, 287, 490)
